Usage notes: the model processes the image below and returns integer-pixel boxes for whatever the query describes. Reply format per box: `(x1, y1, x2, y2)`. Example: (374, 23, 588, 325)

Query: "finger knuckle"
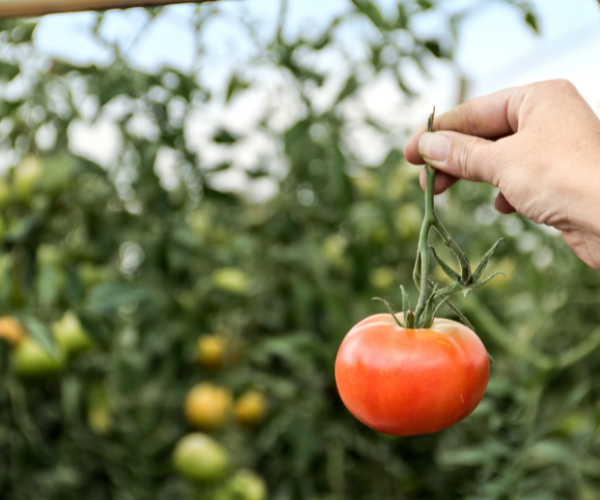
(456, 101, 481, 136)
(534, 79, 577, 96)
(451, 140, 475, 179)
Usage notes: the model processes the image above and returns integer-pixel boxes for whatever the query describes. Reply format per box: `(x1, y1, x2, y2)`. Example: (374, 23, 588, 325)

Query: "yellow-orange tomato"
(335, 313, 489, 436)
(185, 383, 232, 430)
(234, 390, 267, 426)
(0, 317, 26, 345)
(196, 335, 225, 370)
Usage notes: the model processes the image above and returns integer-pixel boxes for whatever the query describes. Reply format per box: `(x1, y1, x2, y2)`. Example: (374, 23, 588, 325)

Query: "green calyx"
(375, 108, 504, 330)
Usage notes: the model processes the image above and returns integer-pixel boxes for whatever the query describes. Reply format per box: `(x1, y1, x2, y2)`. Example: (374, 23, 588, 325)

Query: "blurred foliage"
(1, 2, 600, 500)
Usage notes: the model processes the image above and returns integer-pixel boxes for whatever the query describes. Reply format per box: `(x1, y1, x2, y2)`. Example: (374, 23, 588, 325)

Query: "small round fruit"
(185, 383, 232, 430)
(196, 335, 225, 370)
(335, 313, 489, 436)
(222, 469, 267, 500)
(13, 337, 66, 377)
(234, 390, 267, 427)
(212, 267, 249, 294)
(173, 433, 229, 483)
(0, 316, 26, 345)
(14, 156, 42, 200)
(52, 311, 92, 354)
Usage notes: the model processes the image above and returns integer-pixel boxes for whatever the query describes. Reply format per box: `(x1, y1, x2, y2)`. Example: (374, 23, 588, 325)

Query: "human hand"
(403, 79, 600, 270)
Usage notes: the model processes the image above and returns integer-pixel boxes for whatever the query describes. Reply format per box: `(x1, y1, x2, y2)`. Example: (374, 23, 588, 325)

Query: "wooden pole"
(0, 0, 215, 19)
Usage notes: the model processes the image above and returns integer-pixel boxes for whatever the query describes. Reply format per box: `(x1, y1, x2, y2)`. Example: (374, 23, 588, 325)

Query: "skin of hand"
(403, 79, 600, 271)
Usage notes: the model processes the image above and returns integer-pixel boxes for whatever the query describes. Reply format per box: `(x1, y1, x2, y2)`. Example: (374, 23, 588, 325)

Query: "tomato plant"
(335, 313, 489, 436)
(335, 110, 499, 436)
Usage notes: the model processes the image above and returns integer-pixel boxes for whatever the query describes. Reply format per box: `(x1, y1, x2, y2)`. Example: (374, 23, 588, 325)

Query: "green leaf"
(335, 76, 359, 104)
(212, 128, 240, 144)
(0, 61, 20, 81)
(424, 40, 441, 58)
(225, 74, 250, 103)
(416, 0, 434, 11)
(471, 238, 505, 283)
(73, 310, 108, 343)
(18, 315, 56, 355)
(86, 283, 154, 312)
(430, 246, 461, 283)
(372, 297, 404, 328)
(524, 11, 539, 34)
(352, 0, 386, 29)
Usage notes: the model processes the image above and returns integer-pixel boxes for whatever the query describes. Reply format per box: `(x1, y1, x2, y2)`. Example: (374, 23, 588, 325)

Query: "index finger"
(404, 85, 525, 165)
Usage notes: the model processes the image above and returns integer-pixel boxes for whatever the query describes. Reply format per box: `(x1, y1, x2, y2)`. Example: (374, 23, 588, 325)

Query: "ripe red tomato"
(335, 313, 489, 436)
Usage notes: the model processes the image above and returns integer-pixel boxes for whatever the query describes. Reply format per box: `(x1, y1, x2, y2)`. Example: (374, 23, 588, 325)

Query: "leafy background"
(1, 1, 600, 499)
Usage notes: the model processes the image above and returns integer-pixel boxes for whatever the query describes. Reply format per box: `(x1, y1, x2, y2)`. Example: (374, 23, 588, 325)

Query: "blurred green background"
(1, 1, 600, 499)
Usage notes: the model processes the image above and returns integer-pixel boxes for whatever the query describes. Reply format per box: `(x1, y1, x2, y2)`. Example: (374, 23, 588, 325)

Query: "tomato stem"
(378, 108, 505, 329)
(412, 108, 503, 328)
(413, 109, 437, 326)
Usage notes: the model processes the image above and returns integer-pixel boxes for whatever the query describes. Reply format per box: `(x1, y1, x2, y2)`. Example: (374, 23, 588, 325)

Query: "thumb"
(418, 131, 500, 186)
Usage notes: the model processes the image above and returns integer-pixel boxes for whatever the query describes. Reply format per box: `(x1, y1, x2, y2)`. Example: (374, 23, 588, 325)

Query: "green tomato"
(321, 234, 348, 266)
(212, 268, 249, 295)
(14, 156, 43, 200)
(13, 337, 66, 377)
(187, 210, 212, 237)
(52, 311, 92, 354)
(227, 470, 267, 500)
(369, 266, 396, 290)
(172, 433, 229, 483)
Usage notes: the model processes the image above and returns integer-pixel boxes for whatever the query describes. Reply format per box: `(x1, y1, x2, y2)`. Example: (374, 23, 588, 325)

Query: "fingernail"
(419, 132, 450, 163)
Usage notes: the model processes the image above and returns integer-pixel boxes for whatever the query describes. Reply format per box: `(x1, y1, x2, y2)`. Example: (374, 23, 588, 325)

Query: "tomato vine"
(376, 108, 505, 329)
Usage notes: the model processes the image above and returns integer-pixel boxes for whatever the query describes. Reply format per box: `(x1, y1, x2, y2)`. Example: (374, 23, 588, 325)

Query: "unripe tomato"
(186, 210, 212, 237)
(369, 266, 396, 290)
(12, 337, 66, 377)
(185, 383, 232, 430)
(196, 335, 225, 370)
(52, 311, 92, 354)
(234, 390, 267, 427)
(14, 156, 42, 200)
(335, 313, 489, 436)
(172, 433, 229, 483)
(215, 469, 267, 500)
(88, 385, 112, 436)
(0, 316, 26, 345)
(212, 268, 249, 294)
(321, 234, 348, 268)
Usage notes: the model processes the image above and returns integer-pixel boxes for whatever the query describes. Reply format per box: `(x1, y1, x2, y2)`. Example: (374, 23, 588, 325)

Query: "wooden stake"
(0, 0, 216, 19)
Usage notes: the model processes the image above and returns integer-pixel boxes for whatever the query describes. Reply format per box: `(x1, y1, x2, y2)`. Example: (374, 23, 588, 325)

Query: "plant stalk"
(413, 161, 435, 324)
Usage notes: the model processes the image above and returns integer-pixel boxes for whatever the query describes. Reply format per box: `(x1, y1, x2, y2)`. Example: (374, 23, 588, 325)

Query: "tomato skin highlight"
(335, 313, 489, 436)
